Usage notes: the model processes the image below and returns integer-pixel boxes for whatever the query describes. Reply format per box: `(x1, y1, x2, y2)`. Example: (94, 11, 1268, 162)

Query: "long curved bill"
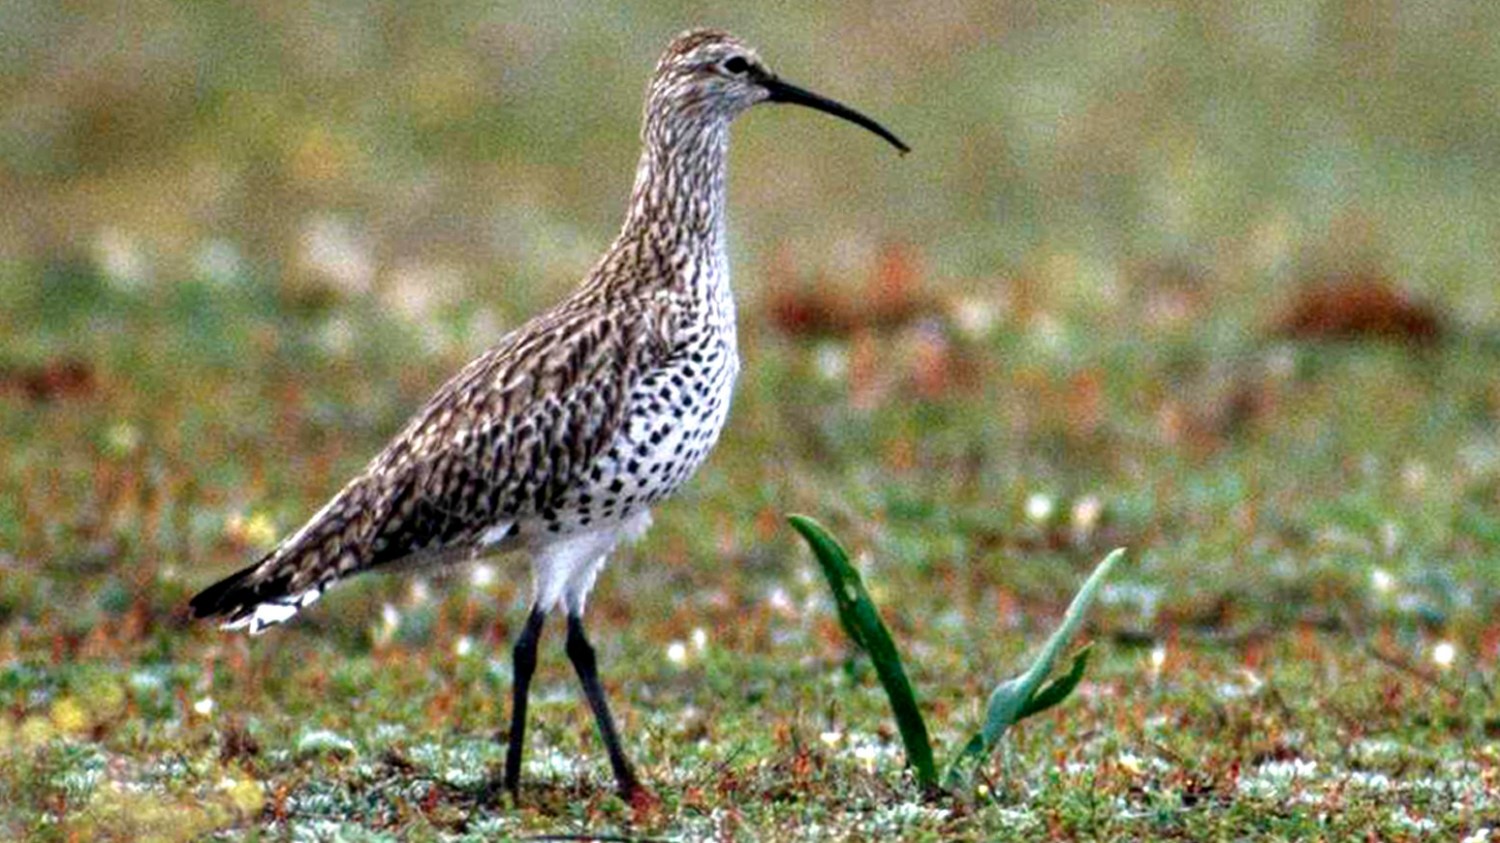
(761, 77, 910, 154)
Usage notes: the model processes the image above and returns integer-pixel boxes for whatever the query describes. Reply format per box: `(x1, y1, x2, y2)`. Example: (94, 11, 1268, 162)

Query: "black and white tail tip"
(220, 587, 326, 635)
(189, 572, 329, 636)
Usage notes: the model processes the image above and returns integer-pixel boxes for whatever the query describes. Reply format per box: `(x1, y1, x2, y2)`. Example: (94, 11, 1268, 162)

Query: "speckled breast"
(536, 327, 740, 537)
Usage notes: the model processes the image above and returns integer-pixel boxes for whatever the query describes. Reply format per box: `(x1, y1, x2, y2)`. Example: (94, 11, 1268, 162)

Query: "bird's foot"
(621, 779, 661, 820)
(480, 771, 521, 808)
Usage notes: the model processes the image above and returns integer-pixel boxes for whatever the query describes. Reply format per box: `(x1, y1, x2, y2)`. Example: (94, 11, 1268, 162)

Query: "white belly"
(522, 327, 739, 615)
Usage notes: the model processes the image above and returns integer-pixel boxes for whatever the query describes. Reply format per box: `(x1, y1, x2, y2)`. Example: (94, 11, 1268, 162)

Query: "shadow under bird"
(189, 28, 907, 804)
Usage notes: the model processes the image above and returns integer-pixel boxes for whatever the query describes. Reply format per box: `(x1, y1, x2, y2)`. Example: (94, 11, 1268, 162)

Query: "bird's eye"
(722, 56, 750, 75)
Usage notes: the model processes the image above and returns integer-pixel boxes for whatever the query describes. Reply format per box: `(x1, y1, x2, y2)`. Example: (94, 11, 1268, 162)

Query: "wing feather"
(189, 296, 674, 626)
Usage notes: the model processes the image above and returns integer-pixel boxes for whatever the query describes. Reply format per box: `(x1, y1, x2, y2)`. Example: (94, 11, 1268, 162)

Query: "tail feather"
(188, 559, 330, 635)
(189, 485, 375, 635)
(190, 451, 477, 635)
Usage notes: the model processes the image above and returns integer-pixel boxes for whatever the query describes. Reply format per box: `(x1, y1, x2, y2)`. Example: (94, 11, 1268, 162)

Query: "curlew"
(190, 28, 907, 802)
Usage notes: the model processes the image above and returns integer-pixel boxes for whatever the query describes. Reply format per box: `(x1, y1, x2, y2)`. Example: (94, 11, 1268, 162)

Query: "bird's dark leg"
(503, 604, 547, 796)
(564, 613, 642, 799)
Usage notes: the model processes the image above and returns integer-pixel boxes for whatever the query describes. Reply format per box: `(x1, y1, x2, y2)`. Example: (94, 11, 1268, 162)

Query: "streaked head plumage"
(647, 29, 773, 116)
(643, 28, 910, 154)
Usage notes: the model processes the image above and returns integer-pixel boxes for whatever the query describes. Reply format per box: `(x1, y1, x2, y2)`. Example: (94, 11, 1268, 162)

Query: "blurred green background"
(4, 1, 1500, 839)
(7, 1, 1500, 312)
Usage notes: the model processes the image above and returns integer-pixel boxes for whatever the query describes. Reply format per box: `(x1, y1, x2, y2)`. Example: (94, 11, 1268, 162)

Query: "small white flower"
(1071, 494, 1103, 534)
(666, 641, 688, 666)
(1402, 460, 1430, 493)
(1265, 345, 1296, 378)
(992, 806, 1038, 830)
(193, 697, 215, 716)
(469, 563, 497, 588)
(93, 227, 150, 287)
(951, 296, 998, 340)
(1216, 673, 1260, 699)
(1149, 643, 1167, 676)
(691, 627, 708, 652)
(1235, 668, 1265, 696)
(767, 587, 794, 614)
(813, 342, 848, 382)
(1391, 808, 1437, 832)
(105, 422, 142, 457)
(454, 636, 474, 657)
(1353, 738, 1400, 761)
(1237, 758, 1317, 798)
(373, 603, 402, 645)
(1347, 771, 1392, 791)
(1371, 567, 1396, 594)
(300, 213, 374, 294)
(297, 729, 356, 756)
(1433, 641, 1457, 669)
(819, 730, 843, 747)
(409, 578, 431, 605)
(1025, 493, 1055, 523)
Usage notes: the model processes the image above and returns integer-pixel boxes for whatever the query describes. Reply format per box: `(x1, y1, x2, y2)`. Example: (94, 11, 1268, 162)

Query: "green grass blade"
(946, 548, 1124, 786)
(788, 514, 938, 790)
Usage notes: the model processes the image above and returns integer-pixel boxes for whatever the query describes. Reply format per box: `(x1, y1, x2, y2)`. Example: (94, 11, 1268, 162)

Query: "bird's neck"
(597, 115, 732, 305)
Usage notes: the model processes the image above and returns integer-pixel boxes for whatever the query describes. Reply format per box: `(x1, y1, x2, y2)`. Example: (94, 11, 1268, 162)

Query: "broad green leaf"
(788, 514, 938, 790)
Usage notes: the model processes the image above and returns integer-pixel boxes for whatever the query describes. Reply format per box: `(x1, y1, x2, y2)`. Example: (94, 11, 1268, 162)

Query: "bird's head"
(646, 28, 909, 154)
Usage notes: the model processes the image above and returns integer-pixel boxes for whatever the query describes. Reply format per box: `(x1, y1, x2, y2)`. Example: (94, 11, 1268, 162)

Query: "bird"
(189, 27, 908, 804)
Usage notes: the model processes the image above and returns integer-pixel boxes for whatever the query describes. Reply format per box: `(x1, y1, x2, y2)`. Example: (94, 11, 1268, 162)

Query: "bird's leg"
(502, 604, 547, 796)
(564, 613, 642, 800)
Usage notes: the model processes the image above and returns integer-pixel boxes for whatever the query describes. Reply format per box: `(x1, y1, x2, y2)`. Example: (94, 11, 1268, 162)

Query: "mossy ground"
(3, 269, 1497, 840)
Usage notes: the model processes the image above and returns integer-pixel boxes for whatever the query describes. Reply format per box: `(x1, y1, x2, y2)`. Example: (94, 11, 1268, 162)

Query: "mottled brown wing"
(189, 298, 673, 627)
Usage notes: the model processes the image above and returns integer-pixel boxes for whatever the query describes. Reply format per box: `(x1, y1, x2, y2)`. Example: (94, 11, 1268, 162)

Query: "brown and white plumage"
(189, 28, 906, 800)
(191, 290, 685, 630)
